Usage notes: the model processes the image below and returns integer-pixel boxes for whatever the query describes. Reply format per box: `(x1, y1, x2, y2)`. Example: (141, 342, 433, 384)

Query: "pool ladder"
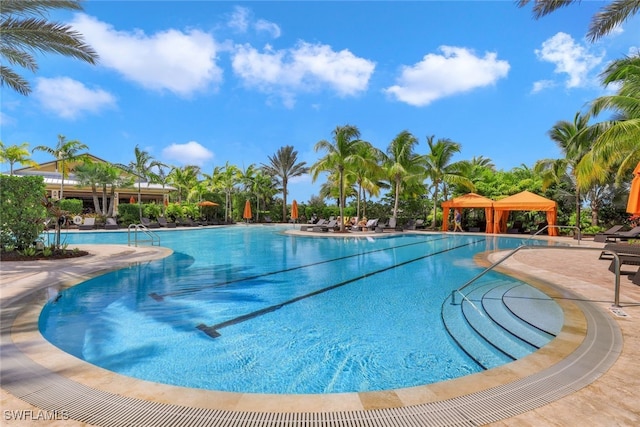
(127, 224, 160, 247)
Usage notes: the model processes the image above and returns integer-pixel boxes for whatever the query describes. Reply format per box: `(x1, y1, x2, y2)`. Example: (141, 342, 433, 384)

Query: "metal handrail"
(127, 224, 160, 247)
(452, 245, 622, 307)
(522, 224, 582, 244)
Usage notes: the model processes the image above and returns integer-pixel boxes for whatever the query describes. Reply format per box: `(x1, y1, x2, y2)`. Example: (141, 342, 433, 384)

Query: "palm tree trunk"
(393, 178, 400, 220)
(339, 170, 345, 232)
(432, 181, 439, 229)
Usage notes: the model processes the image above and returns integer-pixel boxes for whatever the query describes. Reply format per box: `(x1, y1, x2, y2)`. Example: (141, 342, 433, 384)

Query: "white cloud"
(231, 41, 375, 106)
(70, 14, 223, 97)
(161, 141, 214, 166)
(34, 77, 116, 119)
(535, 32, 603, 89)
(228, 6, 250, 33)
(255, 19, 281, 38)
(531, 79, 556, 94)
(384, 46, 510, 107)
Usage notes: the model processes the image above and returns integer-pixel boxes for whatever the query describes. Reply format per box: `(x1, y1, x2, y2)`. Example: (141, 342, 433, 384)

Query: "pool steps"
(442, 279, 563, 370)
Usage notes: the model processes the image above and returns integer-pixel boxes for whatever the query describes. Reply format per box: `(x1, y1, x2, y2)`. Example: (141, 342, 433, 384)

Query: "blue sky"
(2, 1, 639, 203)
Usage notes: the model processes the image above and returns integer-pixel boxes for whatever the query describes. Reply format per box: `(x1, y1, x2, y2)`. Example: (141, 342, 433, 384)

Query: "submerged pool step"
(502, 285, 563, 336)
(483, 284, 558, 348)
(441, 295, 513, 370)
(462, 283, 538, 359)
(442, 279, 561, 370)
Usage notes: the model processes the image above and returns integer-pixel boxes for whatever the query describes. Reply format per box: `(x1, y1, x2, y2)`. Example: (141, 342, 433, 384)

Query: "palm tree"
(535, 112, 596, 231)
(153, 163, 174, 215)
(115, 145, 163, 220)
(312, 125, 364, 232)
(209, 162, 240, 221)
(0, 141, 37, 174)
(0, 0, 98, 96)
(587, 55, 640, 182)
(32, 134, 88, 199)
(423, 136, 473, 229)
(347, 141, 384, 221)
(251, 170, 277, 223)
(381, 130, 421, 221)
(262, 146, 309, 223)
(517, 0, 640, 42)
(170, 165, 200, 203)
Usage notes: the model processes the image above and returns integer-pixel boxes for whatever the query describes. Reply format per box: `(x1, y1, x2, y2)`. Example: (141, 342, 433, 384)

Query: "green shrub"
(143, 202, 162, 220)
(165, 203, 184, 221)
(59, 198, 83, 215)
(0, 176, 47, 250)
(116, 203, 139, 227)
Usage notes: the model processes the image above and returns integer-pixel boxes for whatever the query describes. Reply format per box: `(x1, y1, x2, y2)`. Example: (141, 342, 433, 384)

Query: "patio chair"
(604, 226, 640, 243)
(105, 218, 119, 230)
(141, 217, 160, 229)
(158, 217, 176, 228)
(593, 225, 624, 242)
(381, 217, 403, 232)
(78, 217, 96, 230)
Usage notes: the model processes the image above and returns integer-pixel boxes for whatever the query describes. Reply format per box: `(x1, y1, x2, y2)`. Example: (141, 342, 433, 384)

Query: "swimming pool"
(39, 226, 559, 394)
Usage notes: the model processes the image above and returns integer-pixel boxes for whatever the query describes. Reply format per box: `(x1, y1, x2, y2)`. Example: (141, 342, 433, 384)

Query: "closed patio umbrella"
(129, 196, 135, 204)
(243, 200, 252, 223)
(626, 162, 640, 216)
(291, 200, 299, 224)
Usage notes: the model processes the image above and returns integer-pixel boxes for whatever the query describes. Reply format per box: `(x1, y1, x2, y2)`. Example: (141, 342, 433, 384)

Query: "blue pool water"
(39, 226, 554, 394)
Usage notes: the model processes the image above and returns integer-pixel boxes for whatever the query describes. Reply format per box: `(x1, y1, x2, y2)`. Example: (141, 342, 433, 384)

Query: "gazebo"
(492, 191, 558, 236)
(441, 193, 494, 233)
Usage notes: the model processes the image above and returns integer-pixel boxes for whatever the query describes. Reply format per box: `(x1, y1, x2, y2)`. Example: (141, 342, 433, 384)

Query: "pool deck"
(1, 228, 639, 426)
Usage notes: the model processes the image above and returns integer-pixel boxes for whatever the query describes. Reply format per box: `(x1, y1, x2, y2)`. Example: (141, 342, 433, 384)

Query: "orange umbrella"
(626, 161, 640, 215)
(291, 200, 299, 223)
(198, 201, 219, 207)
(130, 196, 135, 204)
(243, 200, 252, 223)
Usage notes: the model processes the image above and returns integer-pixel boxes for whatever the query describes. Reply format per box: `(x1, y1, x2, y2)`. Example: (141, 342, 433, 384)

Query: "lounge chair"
(158, 217, 176, 228)
(381, 217, 403, 232)
(414, 219, 425, 229)
(604, 226, 640, 243)
(313, 219, 338, 232)
(177, 217, 198, 227)
(594, 225, 624, 243)
(105, 218, 119, 229)
(78, 217, 96, 230)
(141, 217, 160, 228)
(353, 218, 379, 232)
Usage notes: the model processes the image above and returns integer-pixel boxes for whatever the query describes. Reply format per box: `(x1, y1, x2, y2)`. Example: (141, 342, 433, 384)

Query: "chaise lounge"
(78, 217, 96, 230)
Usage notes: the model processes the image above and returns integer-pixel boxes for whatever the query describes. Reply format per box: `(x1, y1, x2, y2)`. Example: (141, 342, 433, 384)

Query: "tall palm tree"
(1, 0, 98, 96)
(517, 0, 640, 42)
(209, 162, 240, 221)
(347, 140, 384, 221)
(153, 163, 174, 215)
(251, 170, 277, 223)
(535, 112, 596, 230)
(32, 134, 88, 199)
(170, 165, 200, 203)
(312, 125, 364, 232)
(0, 141, 37, 174)
(423, 136, 473, 229)
(262, 145, 309, 223)
(587, 54, 640, 181)
(115, 145, 163, 220)
(381, 130, 421, 221)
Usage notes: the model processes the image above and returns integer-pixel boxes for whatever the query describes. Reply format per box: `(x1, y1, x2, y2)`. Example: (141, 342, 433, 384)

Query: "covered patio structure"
(492, 190, 558, 236)
(441, 193, 494, 233)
